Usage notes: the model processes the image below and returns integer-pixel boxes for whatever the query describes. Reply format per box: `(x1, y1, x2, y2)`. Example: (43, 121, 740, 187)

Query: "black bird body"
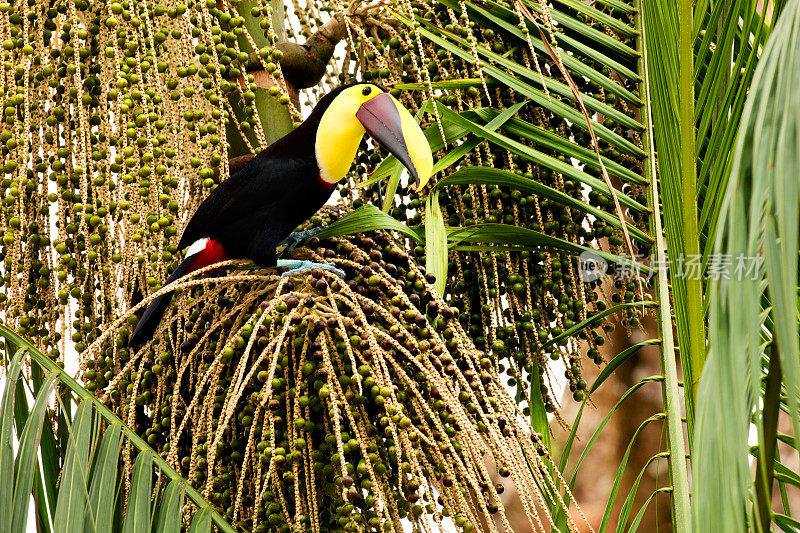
(179, 85, 356, 267)
(128, 93, 337, 347)
(128, 83, 433, 347)
(177, 120, 334, 268)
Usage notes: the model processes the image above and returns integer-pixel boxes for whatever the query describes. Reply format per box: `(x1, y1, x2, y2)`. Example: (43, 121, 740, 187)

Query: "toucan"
(128, 83, 433, 346)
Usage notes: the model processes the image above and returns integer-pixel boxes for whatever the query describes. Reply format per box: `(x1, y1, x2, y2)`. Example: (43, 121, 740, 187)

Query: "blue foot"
(279, 226, 326, 256)
(276, 259, 345, 280)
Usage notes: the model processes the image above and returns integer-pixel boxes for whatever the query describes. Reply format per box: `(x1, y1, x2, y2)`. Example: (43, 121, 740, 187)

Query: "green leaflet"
(361, 104, 469, 185)
(398, 12, 645, 157)
(154, 479, 184, 533)
(315, 205, 424, 244)
(431, 101, 528, 176)
(122, 452, 153, 533)
(551, 0, 637, 35)
(527, 350, 550, 453)
(598, 414, 666, 533)
(625, 488, 671, 533)
(395, 78, 500, 91)
(365, 100, 526, 190)
(425, 101, 648, 213)
(54, 400, 93, 533)
(774, 513, 800, 533)
(0, 349, 25, 533)
(435, 167, 651, 243)
(454, 0, 641, 102)
(540, 301, 657, 351)
(465, 108, 646, 185)
(553, 377, 663, 529)
(0, 325, 235, 533)
(188, 507, 212, 533)
(85, 422, 122, 533)
(615, 455, 668, 533)
(446, 223, 650, 275)
(589, 339, 662, 395)
(10, 374, 57, 533)
(521, 0, 638, 59)
(424, 191, 448, 295)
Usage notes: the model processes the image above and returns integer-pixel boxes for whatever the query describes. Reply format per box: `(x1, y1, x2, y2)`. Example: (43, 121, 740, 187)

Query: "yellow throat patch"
(315, 84, 382, 184)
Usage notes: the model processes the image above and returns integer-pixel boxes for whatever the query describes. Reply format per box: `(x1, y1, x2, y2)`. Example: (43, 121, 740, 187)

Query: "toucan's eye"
(362, 86, 372, 96)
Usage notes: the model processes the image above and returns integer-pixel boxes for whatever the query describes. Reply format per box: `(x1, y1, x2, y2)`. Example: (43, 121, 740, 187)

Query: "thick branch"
(276, 14, 347, 89)
(244, 14, 347, 91)
(246, 5, 401, 92)
(213, 154, 256, 183)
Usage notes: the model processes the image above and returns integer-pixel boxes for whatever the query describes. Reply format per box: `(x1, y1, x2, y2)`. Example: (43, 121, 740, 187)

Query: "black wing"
(178, 154, 315, 251)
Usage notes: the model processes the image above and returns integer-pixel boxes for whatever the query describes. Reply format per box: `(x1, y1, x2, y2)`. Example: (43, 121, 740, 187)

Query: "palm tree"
(1, 0, 798, 530)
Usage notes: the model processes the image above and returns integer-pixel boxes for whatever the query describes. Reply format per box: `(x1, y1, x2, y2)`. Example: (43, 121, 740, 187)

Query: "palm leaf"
(54, 400, 93, 533)
(153, 479, 184, 533)
(188, 507, 213, 533)
(540, 302, 657, 351)
(424, 191, 448, 295)
(774, 513, 800, 533)
(435, 167, 651, 243)
(427, 101, 647, 212)
(447, 223, 648, 273)
(10, 373, 57, 533)
(0, 349, 25, 530)
(639, 1, 692, 527)
(615, 454, 669, 532)
(553, 376, 663, 528)
(364, 101, 526, 188)
(0, 325, 235, 533)
(624, 488, 672, 533)
(521, 0, 637, 60)
(466, 108, 646, 184)
(598, 414, 665, 533)
(642, 0, 704, 436)
(452, 0, 641, 101)
(85, 423, 123, 533)
(314, 205, 424, 243)
(693, 1, 800, 531)
(431, 101, 528, 175)
(121, 451, 152, 533)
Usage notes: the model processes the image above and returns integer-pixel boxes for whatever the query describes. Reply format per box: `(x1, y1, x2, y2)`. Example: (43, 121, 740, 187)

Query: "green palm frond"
(694, 1, 800, 531)
(0, 328, 233, 533)
(642, 0, 704, 433)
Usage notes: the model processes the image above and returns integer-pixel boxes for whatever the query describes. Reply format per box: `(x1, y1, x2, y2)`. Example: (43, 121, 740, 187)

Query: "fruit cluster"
(83, 229, 585, 532)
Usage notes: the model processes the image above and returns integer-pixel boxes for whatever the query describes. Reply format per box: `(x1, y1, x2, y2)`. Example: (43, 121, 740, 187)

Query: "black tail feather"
(128, 258, 193, 347)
